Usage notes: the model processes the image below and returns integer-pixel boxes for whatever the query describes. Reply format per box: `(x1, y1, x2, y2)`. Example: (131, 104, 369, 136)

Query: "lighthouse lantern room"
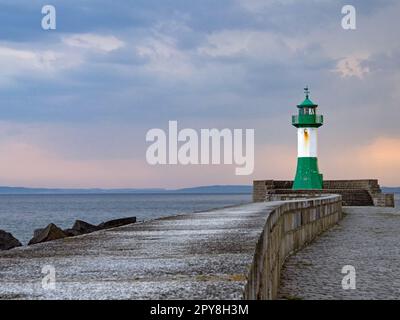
(292, 87, 324, 190)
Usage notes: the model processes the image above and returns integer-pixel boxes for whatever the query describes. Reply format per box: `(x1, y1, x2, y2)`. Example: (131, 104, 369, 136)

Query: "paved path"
(278, 206, 400, 300)
(0, 202, 280, 300)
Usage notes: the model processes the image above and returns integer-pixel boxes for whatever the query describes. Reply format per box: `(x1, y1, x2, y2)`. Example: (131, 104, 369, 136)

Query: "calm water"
(0, 193, 251, 244)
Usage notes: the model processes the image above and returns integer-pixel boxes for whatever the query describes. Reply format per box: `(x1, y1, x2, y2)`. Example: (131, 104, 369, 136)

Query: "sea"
(1, 192, 398, 245)
(0, 193, 252, 244)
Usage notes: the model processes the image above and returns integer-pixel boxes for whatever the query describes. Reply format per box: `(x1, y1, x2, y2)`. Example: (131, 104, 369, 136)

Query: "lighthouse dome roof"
(298, 87, 318, 108)
(297, 97, 318, 108)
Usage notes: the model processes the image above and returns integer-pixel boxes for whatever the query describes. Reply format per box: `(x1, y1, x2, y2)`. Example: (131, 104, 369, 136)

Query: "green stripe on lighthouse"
(293, 157, 323, 189)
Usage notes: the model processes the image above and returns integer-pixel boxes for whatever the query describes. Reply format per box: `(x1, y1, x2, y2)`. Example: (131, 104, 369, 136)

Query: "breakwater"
(253, 179, 394, 207)
(0, 195, 341, 300)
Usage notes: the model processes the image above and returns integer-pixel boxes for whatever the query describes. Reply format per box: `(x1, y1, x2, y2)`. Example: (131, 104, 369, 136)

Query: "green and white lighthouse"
(292, 87, 324, 190)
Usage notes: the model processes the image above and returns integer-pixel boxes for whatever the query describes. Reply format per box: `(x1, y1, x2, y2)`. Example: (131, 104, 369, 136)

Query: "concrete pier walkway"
(0, 202, 280, 300)
(278, 206, 400, 300)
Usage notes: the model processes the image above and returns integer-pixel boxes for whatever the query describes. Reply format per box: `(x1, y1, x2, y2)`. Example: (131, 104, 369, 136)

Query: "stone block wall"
(266, 189, 374, 206)
(253, 179, 394, 207)
(253, 180, 272, 202)
(323, 179, 381, 194)
(243, 194, 342, 300)
(372, 193, 395, 207)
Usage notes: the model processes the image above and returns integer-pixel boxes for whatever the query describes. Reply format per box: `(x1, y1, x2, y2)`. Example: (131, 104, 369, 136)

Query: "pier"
(278, 205, 400, 299)
(0, 195, 342, 300)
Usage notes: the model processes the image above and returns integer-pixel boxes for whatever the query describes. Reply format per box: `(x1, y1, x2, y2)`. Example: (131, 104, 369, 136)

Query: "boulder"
(63, 228, 81, 237)
(97, 217, 136, 230)
(71, 220, 99, 235)
(33, 228, 44, 238)
(28, 223, 67, 245)
(0, 230, 22, 250)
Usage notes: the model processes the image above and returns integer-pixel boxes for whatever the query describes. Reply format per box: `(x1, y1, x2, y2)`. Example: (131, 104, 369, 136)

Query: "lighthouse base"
(293, 157, 323, 190)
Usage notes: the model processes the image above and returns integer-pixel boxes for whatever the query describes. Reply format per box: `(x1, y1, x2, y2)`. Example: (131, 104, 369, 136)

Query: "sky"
(0, 0, 399, 188)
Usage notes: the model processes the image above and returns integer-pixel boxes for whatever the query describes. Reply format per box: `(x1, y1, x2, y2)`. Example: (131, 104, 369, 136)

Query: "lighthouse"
(292, 87, 324, 190)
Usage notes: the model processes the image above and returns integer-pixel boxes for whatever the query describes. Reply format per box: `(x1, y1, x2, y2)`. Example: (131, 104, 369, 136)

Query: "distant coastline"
(0, 185, 253, 195)
(382, 187, 400, 196)
(0, 185, 397, 195)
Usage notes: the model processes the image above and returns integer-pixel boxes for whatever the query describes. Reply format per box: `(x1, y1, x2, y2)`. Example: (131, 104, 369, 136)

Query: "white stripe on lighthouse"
(297, 127, 317, 157)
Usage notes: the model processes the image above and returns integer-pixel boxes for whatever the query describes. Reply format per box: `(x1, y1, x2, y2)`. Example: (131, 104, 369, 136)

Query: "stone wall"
(253, 179, 394, 207)
(323, 179, 381, 193)
(372, 193, 395, 207)
(266, 189, 374, 206)
(253, 180, 273, 202)
(244, 194, 342, 300)
(264, 179, 381, 191)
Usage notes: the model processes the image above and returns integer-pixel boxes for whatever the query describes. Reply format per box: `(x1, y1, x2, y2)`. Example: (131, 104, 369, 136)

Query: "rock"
(0, 230, 22, 250)
(63, 228, 81, 237)
(28, 223, 67, 245)
(97, 217, 136, 230)
(71, 220, 99, 235)
(33, 228, 44, 238)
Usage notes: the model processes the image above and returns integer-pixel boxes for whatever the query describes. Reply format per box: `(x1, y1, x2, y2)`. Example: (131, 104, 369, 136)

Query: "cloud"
(135, 33, 194, 77)
(0, 46, 77, 72)
(0, 45, 82, 87)
(0, 137, 154, 188)
(198, 30, 253, 58)
(197, 29, 307, 65)
(321, 137, 400, 186)
(236, 0, 300, 12)
(356, 137, 400, 169)
(333, 56, 370, 79)
(0, 1, 398, 187)
(1, 121, 399, 188)
(63, 33, 125, 52)
(0, 124, 254, 188)
(0, 32, 125, 86)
